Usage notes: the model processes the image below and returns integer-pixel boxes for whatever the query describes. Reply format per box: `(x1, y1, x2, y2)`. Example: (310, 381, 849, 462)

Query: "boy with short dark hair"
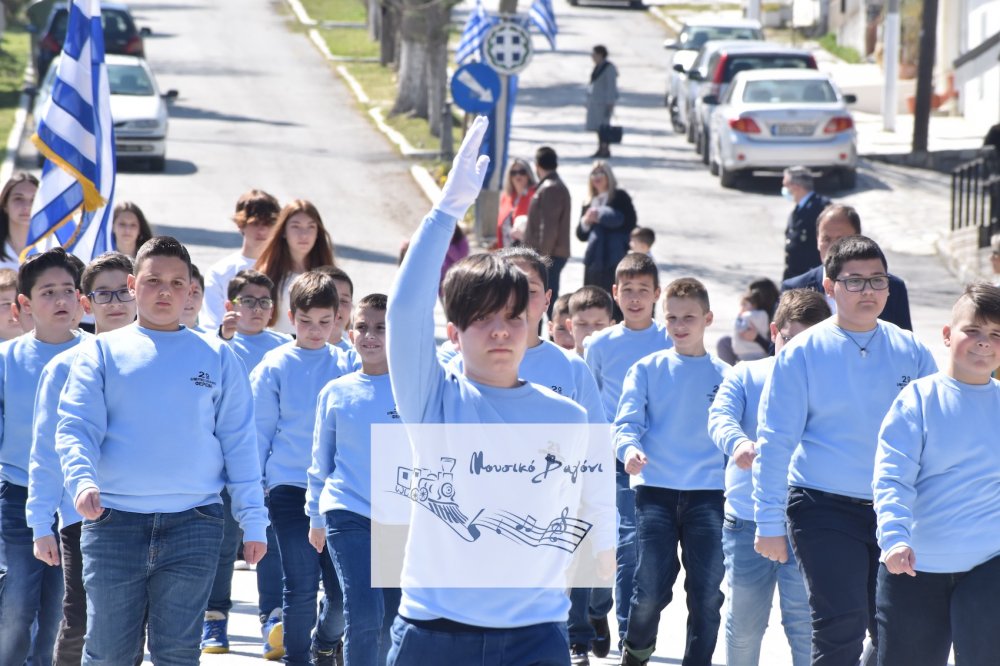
(616, 277, 729, 666)
(315, 265, 355, 352)
(568, 286, 614, 357)
(754, 235, 937, 665)
(28, 251, 136, 664)
(0, 267, 21, 340)
(708, 289, 830, 666)
(548, 293, 575, 350)
(219, 269, 289, 367)
(873, 283, 1000, 664)
(0, 247, 85, 666)
(251, 271, 348, 665)
(56, 236, 269, 664)
(628, 227, 655, 257)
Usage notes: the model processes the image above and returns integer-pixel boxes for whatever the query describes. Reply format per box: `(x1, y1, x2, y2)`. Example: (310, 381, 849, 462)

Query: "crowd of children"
(0, 117, 996, 666)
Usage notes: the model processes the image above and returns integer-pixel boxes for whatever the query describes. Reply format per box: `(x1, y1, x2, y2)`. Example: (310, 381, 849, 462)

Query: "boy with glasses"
(753, 235, 936, 665)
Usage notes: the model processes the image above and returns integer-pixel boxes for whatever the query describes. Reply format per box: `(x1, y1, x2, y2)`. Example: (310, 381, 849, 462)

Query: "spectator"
(524, 146, 571, 314)
(586, 45, 619, 159)
(0, 172, 39, 271)
(497, 158, 536, 249)
(111, 202, 154, 259)
(781, 166, 829, 281)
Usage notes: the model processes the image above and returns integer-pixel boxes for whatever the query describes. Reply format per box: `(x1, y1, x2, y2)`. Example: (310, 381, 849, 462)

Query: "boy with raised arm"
(873, 283, 1000, 665)
(753, 236, 937, 665)
(56, 237, 269, 664)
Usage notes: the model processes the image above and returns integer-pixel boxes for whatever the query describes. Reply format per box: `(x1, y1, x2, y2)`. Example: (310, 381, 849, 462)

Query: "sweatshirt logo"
(896, 375, 912, 389)
(190, 371, 216, 389)
(707, 384, 720, 403)
(387, 406, 400, 420)
(550, 385, 564, 395)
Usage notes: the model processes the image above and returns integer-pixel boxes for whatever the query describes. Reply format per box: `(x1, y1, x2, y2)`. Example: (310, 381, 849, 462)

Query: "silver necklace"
(838, 325, 879, 358)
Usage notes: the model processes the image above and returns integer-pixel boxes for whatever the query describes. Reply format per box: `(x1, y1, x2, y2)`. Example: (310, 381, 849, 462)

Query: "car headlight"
(126, 119, 161, 129)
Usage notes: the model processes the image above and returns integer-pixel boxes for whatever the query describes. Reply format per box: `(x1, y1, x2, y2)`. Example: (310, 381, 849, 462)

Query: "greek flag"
(529, 0, 557, 49)
(456, 0, 495, 64)
(24, 0, 115, 262)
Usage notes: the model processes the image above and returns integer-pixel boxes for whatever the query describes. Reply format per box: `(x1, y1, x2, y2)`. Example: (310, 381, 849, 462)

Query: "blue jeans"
(0, 481, 63, 666)
(623, 486, 725, 665)
(325, 510, 401, 666)
(876, 555, 1000, 666)
(567, 587, 614, 645)
(722, 514, 811, 666)
(80, 505, 224, 665)
(207, 489, 242, 614)
(257, 520, 283, 620)
(269, 485, 344, 665)
(388, 615, 569, 665)
(615, 462, 637, 641)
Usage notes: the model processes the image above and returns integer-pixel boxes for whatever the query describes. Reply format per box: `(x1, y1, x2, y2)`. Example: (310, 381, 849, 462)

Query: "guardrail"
(951, 147, 999, 248)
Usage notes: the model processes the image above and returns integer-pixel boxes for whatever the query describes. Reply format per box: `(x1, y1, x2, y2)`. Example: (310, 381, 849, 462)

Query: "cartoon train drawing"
(395, 457, 481, 541)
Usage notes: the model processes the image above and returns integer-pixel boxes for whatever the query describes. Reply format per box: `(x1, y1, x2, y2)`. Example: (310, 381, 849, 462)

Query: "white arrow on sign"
(456, 69, 494, 104)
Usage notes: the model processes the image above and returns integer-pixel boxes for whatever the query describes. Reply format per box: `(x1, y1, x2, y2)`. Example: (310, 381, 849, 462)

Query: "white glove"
(436, 115, 491, 219)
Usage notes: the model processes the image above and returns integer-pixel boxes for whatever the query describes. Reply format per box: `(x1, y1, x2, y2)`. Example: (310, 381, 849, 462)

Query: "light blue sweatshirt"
(307, 372, 399, 524)
(874, 373, 1000, 573)
(753, 318, 937, 537)
(228, 329, 291, 374)
(583, 321, 673, 422)
(708, 357, 774, 519)
(615, 349, 729, 490)
(0, 332, 88, 487)
(251, 342, 351, 490)
(56, 324, 269, 543)
(388, 208, 592, 628)
(333, 337, 362, 371)
(27, 347, 85, 538)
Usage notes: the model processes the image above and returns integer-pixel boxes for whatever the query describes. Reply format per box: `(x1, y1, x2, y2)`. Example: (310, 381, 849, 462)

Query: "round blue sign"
(450, 63, 502, 114)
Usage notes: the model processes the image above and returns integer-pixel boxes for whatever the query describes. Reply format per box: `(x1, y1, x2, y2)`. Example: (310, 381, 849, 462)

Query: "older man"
(781, 166, 830, 281)
(524, 146, 571, 314)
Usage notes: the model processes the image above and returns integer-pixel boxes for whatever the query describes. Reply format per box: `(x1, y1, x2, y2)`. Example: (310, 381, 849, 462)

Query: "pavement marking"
(286, 0, 318, 26)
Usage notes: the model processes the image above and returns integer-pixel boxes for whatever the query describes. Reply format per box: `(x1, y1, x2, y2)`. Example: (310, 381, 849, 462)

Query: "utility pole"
(912, 0, 939, 153)
(882, 0, 900, 132)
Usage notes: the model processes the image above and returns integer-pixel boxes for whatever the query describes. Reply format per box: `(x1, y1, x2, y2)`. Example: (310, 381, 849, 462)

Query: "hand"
(623, 447, 647, 475)
(76, 488, 103, 520)
(436, 116, 490, 219)
(243, 541, 267, 565)
(884, 546, 917, 577)
(738, 326, 758, 342)
(584, 208, 599, 225)
(597, 548, 615, 581)
(754, 535, 788, 563)
(309, 527, 326, 554)
(33, 535, 60, 566)
(220, 310, 239, 341)
(732, 440, 757, 470)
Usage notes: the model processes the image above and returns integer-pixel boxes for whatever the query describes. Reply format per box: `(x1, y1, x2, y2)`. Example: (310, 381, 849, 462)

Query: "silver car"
(706, 69, 858, 189)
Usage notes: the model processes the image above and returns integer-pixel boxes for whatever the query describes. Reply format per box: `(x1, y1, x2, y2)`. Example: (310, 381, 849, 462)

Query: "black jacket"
(781, 266, 913, 331)
(783, 193, 830, 281)
(575, 189, 637, 273)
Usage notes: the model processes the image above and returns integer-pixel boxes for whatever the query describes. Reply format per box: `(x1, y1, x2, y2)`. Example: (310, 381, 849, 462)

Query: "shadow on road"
(153, 223, 242, 250)
(336, 243, 401, 266)
(168, 104, 300, 127)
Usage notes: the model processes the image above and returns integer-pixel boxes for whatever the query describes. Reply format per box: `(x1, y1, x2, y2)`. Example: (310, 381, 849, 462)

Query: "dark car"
(36, 2, 148, 82)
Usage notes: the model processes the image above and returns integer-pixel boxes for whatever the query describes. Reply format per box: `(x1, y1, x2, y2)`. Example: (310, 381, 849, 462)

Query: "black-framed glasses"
(835, 276, 890, 292)
(88, 288, 135, 304)
(232, 296, 274, 310)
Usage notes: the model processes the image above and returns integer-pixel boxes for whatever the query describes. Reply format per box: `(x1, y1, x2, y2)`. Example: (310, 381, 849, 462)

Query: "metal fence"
(951, 146, 1000, 248)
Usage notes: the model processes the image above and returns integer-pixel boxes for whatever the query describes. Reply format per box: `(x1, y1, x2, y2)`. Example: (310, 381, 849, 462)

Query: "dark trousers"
(876, 555, 1000, 666)
(56, 522, 86, 665)
(206, 489, 242, 614)
(786, 486, 879, 666)
(547, 256, 568, 317)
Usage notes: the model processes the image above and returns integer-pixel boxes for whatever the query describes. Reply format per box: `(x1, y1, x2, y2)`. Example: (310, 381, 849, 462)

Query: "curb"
(286, 0, 317, 26)
(0, 60, 36, 185)
(647, 6, 681, 34)
(308, 29, 379, 63)
(409, 164, 442, 203)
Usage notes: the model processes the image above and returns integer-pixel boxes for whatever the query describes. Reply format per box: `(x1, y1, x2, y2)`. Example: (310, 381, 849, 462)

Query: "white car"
(706, 69, 858, 189)
(33, 54, 177, 171)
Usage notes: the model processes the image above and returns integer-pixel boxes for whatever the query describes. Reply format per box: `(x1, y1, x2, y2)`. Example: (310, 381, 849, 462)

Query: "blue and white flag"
(25, 0, 116, 262)
(529, 0, 557, 50)
(456, 0, 496, 64)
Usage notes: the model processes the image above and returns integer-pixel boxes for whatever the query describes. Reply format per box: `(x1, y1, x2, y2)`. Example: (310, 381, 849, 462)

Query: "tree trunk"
(380, 2, 399, 67)
(367, 0, 381, 42)
(391, 0, 453, 119)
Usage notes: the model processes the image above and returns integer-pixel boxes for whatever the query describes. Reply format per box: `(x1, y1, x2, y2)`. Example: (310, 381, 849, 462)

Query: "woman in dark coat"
(576, 160, 636, 308)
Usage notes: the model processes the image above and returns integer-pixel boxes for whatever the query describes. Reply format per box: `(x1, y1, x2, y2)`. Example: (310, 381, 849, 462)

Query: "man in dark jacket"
(782, 166, 830, 281)
(525, 146, 571, 314)
(782, 203, 912, 330)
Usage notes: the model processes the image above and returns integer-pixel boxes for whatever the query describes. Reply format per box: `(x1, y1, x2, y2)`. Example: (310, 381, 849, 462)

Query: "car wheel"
(708, 139, 720, 176)
(700, 127, 710, 165)
(719, 161, 739, 188)
(839, 168, 857, 190)
(629, 0, 644, 9)
(669, 101, 685, 134)
(149, 156, 166, 172)
(686, 115, 696, 143)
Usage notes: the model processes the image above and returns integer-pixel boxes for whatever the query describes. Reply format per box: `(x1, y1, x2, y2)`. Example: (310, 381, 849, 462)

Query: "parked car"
(690, 43, 818, 165)
(35, 2, 149, 82)
(663, 18, 763, 132)
(33, 54, 177, 172)
(705, 69, 858, 189)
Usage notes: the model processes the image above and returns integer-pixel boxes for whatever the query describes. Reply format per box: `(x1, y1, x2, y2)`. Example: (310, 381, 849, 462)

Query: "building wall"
(954, 0, 1000, 130)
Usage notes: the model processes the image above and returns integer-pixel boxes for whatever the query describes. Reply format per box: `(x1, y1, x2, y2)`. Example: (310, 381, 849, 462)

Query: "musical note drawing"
(474, 506, 591, 553)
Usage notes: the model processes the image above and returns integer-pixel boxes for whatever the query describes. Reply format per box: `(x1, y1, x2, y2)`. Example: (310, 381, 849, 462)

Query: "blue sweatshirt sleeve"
(250, 362, 281, 477)
(308, 388, 336, 529)
(872, 387, 923, 558)
(614, 361, 650, 462)
(56, 341, 107, 504)
(709, 365, 751, 457)
(27, 362, 68, 539)
(387, 208, 455, 423)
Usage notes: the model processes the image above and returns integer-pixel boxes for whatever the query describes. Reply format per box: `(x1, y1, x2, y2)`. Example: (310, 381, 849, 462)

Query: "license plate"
(772, 123, 815, 137)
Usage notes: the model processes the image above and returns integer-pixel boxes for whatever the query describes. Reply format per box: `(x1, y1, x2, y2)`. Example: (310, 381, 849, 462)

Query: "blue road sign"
(450, 63, 502, 114)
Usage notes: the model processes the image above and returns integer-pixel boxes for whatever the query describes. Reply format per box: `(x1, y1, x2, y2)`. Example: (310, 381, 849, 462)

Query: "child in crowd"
(753, 235, 937, 665)
(616, 277, 728, 666)
(251, 272, 348, 665)
(56, 237, 269, 664)
(568, 286, 614, 358)
(873, 283, 1000, 665)
(315, 265, 356, 352)
(728, 278, 780, 363)
(111, 201, 154, 259)
(28, 252, 137, 664)
(308, 293, 402, 666)
(628, 227, 655, 257)
(548, 293, 575, 350)
(582, 252, 671, 645)
(708, 289, 830, 666)
(181, 264, 206, 332)
(0, 267, 22, 340)
(219, 269, 290, 367)
(0, 248, 85, 665)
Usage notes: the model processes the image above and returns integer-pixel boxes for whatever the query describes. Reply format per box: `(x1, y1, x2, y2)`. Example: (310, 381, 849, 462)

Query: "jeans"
(325, 510, 401, 666)
(80, 505, 224, 665)
(615, 462, 637, 641)
(56, 522, 86, 665)
(387, 615, 569, 666)
(623, 486, 725, 665)
(786, 486, 879, 666)
(207, 489, 242, 614)
(257, 521, 283, 620)
(568, 585, 614, 645)
(0, 481, 63, 666)
(547, 256, 568, 317)
(269, 485, 344, 665)
(876, 555, 1000, 666)
(722, 514, 811, 666)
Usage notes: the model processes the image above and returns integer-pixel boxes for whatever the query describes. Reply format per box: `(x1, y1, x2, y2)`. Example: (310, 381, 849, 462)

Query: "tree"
(391, 0, 457, 137)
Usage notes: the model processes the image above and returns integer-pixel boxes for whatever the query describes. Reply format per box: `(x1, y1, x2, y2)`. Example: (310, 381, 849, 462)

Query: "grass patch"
(320, 26, 379, 58)
(0, 27, 30, 165)
(300, 0, 367, 23)
(818, 33, 862, 64)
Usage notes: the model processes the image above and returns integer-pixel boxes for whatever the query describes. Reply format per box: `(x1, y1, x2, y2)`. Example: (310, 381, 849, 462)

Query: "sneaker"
(200, 611, 229, 654)
(310, 641, 344, 666)
(262, 608, 284, 661)
(570, 643, 591, 665)
(234, 559, 253, 571)
(589, 614, 611, 658)
(619, 650, 647, 666)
